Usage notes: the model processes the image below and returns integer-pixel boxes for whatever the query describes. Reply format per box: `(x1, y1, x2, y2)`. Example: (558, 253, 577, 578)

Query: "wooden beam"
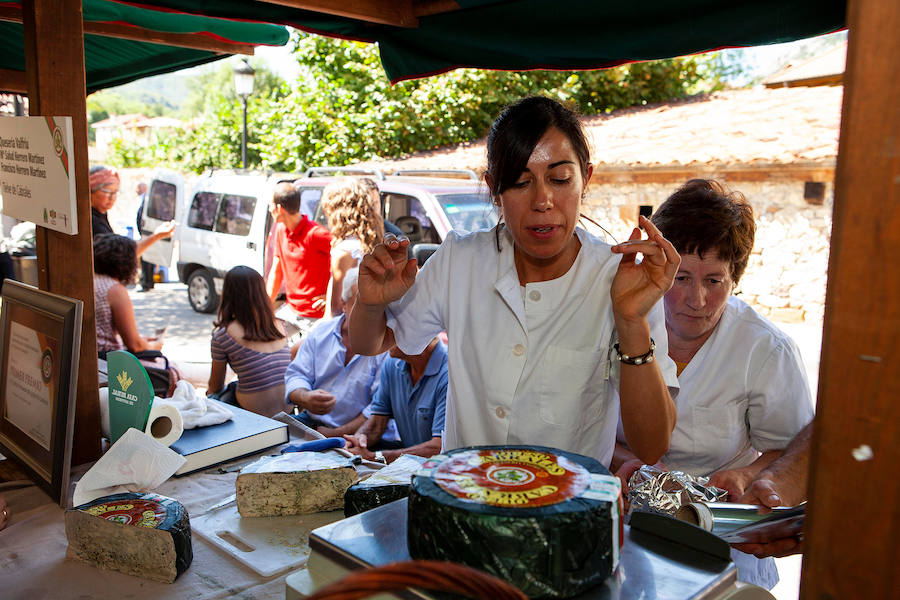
(84, 22, 253, 55)
(0, 68, 27, 93)
(801, 0, 900, 597)
(22, 0, 101, 466)
(262, 0, 418, 27)
(3, 4, 252, 55)
(414, 0, 461, 18)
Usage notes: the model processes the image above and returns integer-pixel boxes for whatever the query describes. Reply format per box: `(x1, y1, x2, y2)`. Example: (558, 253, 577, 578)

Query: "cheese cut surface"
(236, 452, 357, 517)
(408, 446, 622, 599)
(65, 492, 192, 583)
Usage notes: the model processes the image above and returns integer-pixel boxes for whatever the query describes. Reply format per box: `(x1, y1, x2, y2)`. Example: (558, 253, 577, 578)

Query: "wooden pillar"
(22, 0, 100, 465)
(801, 0, 900, 597)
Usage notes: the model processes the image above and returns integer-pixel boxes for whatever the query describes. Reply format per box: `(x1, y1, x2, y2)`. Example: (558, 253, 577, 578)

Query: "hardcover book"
(169, 400, 288, 476)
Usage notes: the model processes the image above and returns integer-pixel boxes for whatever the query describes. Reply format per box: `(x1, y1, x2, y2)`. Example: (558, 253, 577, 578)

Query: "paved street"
(128, 281, 217, 387)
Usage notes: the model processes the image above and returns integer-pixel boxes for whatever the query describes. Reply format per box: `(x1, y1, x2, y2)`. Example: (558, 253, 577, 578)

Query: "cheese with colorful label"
(65, 492, 192, 583)
(408, 446, 622, 599)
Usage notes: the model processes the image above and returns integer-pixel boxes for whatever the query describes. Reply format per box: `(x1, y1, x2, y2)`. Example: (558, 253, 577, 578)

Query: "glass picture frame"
(0, 280, 82, 506)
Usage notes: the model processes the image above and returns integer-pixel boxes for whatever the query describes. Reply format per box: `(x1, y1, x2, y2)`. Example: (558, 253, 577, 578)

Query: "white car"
(141, 168, 497, 313)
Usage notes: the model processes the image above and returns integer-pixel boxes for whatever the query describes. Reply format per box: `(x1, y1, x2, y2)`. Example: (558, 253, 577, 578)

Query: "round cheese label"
(429, 448, 591, 507)
(83, 499, 167, 528)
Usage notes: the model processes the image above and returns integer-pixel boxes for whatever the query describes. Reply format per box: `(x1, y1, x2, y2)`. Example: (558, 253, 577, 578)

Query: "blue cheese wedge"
(65, 492, 192, 583)
(236, 452, 357, 517)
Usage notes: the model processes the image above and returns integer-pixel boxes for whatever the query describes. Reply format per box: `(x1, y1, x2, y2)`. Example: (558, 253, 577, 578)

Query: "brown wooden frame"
(0, 280, 82, 507)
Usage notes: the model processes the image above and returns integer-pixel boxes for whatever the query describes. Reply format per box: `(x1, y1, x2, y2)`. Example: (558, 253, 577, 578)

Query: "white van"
(141, 169, 288, 313)
(142, 168, 496, 313)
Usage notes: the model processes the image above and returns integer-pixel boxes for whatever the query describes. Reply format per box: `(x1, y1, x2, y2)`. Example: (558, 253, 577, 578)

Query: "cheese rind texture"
(408, 446, 618, 599)
(65, 492, 192, 583)
(236, 453, 357, 516)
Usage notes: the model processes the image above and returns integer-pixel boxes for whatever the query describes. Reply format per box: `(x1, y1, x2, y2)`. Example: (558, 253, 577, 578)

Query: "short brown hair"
(273, 182, 301, 214)
(652, 179, 755, 284)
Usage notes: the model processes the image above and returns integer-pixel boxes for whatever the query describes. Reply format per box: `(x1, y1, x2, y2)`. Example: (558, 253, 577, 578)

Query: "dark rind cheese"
(344, 454, 426, 517)
(408, 446, 621, 599)
(345, 483, 409, 517)
(65, 492, 192, 583)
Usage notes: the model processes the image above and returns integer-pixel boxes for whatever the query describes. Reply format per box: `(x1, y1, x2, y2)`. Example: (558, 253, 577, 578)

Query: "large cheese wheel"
(408, 446, 622, 599)
(65, 492, 192, 583)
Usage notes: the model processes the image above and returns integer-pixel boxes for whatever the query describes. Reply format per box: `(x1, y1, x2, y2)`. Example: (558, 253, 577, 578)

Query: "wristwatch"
(374, 450, 386, 464)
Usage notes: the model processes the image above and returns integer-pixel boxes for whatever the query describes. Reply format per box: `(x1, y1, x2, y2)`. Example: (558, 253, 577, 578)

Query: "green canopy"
(110, 0, 846, 83)
(0, 0, 289, 93)
(1, 0, 846, 92)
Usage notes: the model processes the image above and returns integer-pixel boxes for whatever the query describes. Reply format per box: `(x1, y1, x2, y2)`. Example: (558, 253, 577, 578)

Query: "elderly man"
(284, 268, 387, 437)
(343, 337, 447, 464)
(89, 165, 174, 256)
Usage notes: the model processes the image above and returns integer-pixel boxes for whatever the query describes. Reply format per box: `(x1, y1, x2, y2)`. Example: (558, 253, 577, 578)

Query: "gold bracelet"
(613, 338, 656, 365)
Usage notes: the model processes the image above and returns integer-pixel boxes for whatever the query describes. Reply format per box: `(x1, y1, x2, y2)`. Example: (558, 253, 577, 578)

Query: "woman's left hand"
(610, 216, 680, 322)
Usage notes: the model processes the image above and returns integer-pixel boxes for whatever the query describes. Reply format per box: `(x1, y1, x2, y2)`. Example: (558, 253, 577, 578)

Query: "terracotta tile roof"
(358, 86, 843, 174)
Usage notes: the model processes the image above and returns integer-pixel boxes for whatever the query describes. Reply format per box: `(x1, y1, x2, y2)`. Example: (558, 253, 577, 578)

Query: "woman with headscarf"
(89, 165, 175, 256)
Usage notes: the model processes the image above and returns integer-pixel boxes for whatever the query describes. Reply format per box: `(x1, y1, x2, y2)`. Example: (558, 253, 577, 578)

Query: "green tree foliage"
(111, 32, 737, 172)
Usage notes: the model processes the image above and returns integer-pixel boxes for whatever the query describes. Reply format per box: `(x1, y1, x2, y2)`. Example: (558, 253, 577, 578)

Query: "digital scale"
(285, 499, 775, 600)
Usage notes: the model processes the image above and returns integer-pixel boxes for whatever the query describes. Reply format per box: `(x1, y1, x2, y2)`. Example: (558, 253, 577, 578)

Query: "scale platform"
(286, 498, 773, 600)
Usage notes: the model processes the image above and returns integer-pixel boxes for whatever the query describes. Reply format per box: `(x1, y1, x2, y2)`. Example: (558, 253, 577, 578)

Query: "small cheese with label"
(65, 492, 192, 583)
(236, 452, 357, 516)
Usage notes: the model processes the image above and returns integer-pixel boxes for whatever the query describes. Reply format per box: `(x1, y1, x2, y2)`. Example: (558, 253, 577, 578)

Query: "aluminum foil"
(627, 465, 727, 518)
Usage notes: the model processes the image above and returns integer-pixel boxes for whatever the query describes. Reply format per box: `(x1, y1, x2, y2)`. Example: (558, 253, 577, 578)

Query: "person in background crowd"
(734, 422, 813, 559)
(320, 178, 385, 318)
(90, 166, 174, 256)
(350, 96, 679, 470)
(359, 177, 405, 238)
(285, 267, 387, 437)
(207, 266, 293, 417)
(92, 233, 182, 395)
(134, 181, 156, 292)
(344, 337, 448, 464)
(613, 179, 814, 588)
(266, 182, 332, 343)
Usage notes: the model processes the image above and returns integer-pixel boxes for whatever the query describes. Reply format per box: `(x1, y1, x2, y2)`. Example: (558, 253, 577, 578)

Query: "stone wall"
(582, 176, 833, 325)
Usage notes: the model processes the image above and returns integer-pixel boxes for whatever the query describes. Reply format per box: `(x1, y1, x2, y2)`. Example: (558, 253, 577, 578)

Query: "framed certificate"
(0, 280, 82, 506)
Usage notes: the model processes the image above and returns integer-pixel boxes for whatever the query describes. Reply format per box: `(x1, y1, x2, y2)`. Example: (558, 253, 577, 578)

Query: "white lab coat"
(664, 296, 814, 475)
(386, 227, 678, 467)
(662, 296, 814, 589)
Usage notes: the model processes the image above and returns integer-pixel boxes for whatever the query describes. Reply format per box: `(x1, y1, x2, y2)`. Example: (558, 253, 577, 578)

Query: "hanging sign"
(0, 116, 77, 235)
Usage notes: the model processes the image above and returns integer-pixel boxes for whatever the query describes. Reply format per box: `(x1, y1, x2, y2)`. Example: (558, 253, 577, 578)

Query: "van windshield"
(435, 193, 497, 233)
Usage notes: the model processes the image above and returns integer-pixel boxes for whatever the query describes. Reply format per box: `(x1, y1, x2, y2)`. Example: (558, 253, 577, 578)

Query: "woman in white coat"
(349, 96, 681, 467)
(614, 179, 815, 588)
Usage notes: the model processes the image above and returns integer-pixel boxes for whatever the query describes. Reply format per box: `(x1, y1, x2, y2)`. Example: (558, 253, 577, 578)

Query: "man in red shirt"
(266, 182, 332, 341)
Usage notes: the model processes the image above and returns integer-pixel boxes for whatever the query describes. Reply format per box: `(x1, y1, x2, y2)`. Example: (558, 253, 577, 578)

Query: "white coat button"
(513, 344, 525, 356)
(529, 290, 541, 302)
(495, 406, 506, 419)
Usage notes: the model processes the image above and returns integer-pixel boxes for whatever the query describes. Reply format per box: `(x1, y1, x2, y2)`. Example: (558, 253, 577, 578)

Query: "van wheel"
(187, 269, 218, 313)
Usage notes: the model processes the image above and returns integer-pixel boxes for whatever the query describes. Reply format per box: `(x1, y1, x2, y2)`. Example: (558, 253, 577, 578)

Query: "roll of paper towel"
(98, 389, 183, 446)
(144, 402, 184, 447)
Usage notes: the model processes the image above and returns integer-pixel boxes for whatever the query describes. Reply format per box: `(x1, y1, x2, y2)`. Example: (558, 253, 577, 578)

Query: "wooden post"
(21, 0, 100, 465)
(801, 0, 900, 597)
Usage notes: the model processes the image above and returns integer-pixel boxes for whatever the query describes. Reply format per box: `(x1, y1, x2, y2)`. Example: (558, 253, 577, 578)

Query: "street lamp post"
(232, 59, 255, 169)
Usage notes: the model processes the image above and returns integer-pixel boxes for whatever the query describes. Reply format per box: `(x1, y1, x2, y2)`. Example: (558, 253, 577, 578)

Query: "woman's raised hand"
(357, 235, 418, 307)
(610, 216, 681, 322)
